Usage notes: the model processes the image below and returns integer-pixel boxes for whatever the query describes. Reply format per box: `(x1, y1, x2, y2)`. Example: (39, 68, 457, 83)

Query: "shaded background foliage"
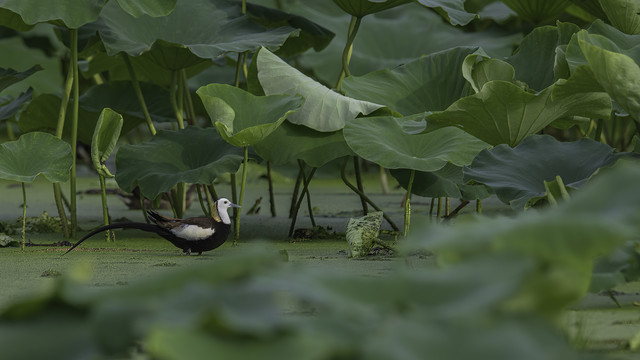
(1, 0, 640, 359)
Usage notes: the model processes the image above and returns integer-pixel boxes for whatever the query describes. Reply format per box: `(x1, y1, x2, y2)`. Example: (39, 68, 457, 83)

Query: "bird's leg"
(182, 248, 191, 256)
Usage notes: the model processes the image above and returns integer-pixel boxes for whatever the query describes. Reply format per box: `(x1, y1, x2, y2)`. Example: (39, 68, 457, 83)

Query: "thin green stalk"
(267, 161, 277, 217)
(53, 184, 69, 238)
(476, 199, 482, 214)
(139, 190, 150, 223)
(204, 184, 215, 215)
(234, 52, 246, 88)
(336, 16, 362, 92)
(70, 28, 79, 239)
(181, 69, 196, 126)
(594, 118, 604, 143)
(56, 57, 74, 138)
(230, 173, 238, 235)
(340, 157, 399, 231)
(429, 197, 435, 217)
(445, 197, 450, 216)
(288, 165, 317, 238)
(233, 147, 249, 244)
(404, 169, 415, 236)
(170, 71, 185, 129)
(353, 156, 368, 215)
(437, 197, 443, 221)
(197, 185, 211, 217)
(298, 160, 316, 227)
(208, 183, 219, 201)
(99, 175, 114, 242)
(242, 0, 246, 14)
(122, 53, 156, 136)
(21, 182, 26, 251)
(6, 121, 15, 140)
(289, 166, 304, 218)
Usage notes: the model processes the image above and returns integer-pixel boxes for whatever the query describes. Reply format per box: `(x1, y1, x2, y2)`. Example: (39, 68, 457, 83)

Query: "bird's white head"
(216, 198, 240, 224)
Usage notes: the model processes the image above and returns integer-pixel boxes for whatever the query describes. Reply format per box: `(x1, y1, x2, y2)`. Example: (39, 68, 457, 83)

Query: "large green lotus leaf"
(92, 108, 123, 178)
(345, 116, 489, 172)
(506, 22, 580, 91)
(296, 3, 521, 86)
(332, 0, 412, 17)
(0, 0, 104, 28)
(0, 38, 62, 97)
(600, 0, 640, 35)
(98, 0, 297, 69)
(578, 31, 640, 121)
(19, 94, 143, 145)
(415, 0, 477, 26)
(253, 121, 353, 167)
(257, 47, 384, 132)
(500, 0, 571, 23)
(0, 8, 33, 31)
(116, 0, 176, 17)
(0, 132, 72, 183)
(197, 83, 303, 147)
(245, 2, 335, 57)
(79, 81, 175, 124)
(425, 80, 611, 147)
(390, 163, 492, 199)
(463, 135, 622, 209)
(115, 127, 244, 199)
(568, 0, 607, 21)
(462, 54, 516, 93)
(342, 47, 476, 115)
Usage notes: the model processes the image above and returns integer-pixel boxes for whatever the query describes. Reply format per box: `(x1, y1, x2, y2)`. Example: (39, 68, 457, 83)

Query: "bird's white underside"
(171, 225, 216, 241)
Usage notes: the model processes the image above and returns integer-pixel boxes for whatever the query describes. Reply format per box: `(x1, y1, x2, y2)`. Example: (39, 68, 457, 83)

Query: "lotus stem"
(21, 182, 26, 251)
(6, 122, 15, 141)
(289, 166, 303, 218)
(288, 164, 317, 238)
(242, 0, 246, 14)
(436, 197, 443, 221)
(122, 53, 156, 136)
(233, 147, 249, 244)
(429, 197, 435, 218)
(170, 71, 185, 130)
(298, 160, 316, 227)
(594, 118, 603, 143)
(70, 28, 79, 239)
(353, 156, 368, 215)
(181, 69, 196, 126)
(267, 161, 277, 217)
(336, 15, 362, 92)
(53, 184, 69, 238)
(207, 183, 219, 202)
(476, 199, 482, 214)
(140, 190, 150, 223)
(445, 197, 450, 216)
(404, 169, 415, 236)
(99, 175, 114, 242)
(230, 173, 238, 222)
(340, 157, 399, 232)
(196, 185, 211, 217)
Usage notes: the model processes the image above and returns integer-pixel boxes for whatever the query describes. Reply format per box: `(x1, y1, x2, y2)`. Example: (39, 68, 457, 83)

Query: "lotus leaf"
(578, 31, 640, 121)
(197, 83, 303, 147)
(91, 108, 123, 178)
(332, 0, 412, 17)
(344, 116, 489, 172)
(391, 163, 492, 200)
(253, 121, 353, 167)
(79, 81, 175, 124)
(0, 8, 33, 31)
(342, 47, 477, 115)
(415, 0, 477, 26)
(0, 0, 103, 28)
(463, 135, 622, 209)
(425, 80, 611, 146)
(115, 126, 244, 199)
(599, 0, 640, 35)
(462, 54, 515, 93)
(98, 0, 297, 69)
(257, 47, 383, 132)
(297, 4, 520, 85)
(0, 131, 72, 183)
(116, 0, 176, 18)
(506, 22, 580, 91)
(500, 0, 571, 23)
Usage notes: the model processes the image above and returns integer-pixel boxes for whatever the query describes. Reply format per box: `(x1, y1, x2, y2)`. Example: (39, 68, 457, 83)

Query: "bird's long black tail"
(64, 222, 164, 255)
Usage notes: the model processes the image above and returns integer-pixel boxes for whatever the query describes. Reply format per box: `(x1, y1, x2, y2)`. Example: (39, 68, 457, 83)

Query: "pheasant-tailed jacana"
(65, 198, 240, 255)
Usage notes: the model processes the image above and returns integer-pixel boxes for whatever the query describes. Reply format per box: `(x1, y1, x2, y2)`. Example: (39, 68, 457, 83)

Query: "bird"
(64, 198, 240, 256)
